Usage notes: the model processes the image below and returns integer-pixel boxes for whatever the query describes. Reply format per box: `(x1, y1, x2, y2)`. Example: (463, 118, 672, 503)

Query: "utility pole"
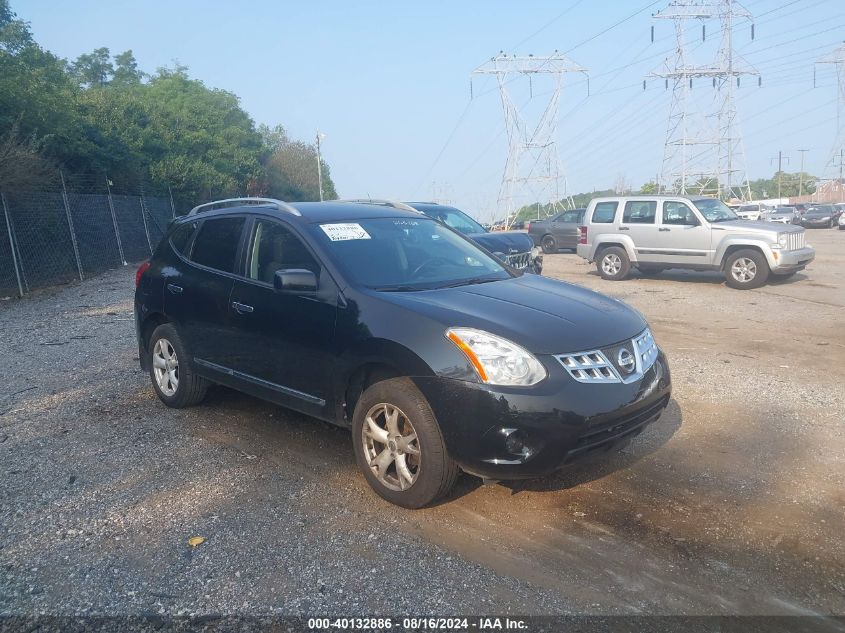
(472, 52, 588, 227)
(770, 151, 789, 200)
(315, 130, 326, 202)
(797, 149, 809, 197)
(836, 149, 845, 202)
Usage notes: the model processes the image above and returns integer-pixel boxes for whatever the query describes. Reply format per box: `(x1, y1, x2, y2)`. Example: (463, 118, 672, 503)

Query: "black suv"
(134, 198, 671, 508)
(405, 202, 543, 274)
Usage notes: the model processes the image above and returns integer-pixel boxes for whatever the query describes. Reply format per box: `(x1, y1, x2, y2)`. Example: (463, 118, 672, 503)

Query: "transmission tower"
(472, 53, 587, 227)
(815, 42, 845, 191)
(649, 0, 758, 200)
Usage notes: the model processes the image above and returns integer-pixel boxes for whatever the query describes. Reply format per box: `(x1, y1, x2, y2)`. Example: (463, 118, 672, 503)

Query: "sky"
(15, 0, 845, 222)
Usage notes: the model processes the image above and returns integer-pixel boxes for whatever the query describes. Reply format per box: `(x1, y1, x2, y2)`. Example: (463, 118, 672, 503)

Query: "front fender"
(713, 237, 776, 270)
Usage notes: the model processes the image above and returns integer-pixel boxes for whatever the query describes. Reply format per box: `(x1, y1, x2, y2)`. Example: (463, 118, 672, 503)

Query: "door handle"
(166, 283, 183, 294)
(231, 301, 254, 314)
(618, 226, 630, 231)
(659, 228, 671, 232)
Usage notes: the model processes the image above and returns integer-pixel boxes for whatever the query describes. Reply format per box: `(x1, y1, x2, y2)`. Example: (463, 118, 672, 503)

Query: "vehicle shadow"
(437, 397, 683, 504)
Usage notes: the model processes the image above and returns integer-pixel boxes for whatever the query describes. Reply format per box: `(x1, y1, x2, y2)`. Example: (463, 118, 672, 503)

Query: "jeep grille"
(784, 232, 804, 251)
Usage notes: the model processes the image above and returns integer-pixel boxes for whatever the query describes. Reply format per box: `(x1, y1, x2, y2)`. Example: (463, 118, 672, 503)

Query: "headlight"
(777, 233, 788, 248)
(530, 246, 541, 259)
(446, 327, 547, 386)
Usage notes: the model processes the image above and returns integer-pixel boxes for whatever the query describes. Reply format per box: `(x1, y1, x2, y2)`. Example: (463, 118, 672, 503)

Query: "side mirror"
(273, 269, 317, 292)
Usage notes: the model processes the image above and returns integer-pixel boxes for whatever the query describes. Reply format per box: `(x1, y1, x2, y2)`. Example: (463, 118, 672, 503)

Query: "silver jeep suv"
(576, 195, 815, 290)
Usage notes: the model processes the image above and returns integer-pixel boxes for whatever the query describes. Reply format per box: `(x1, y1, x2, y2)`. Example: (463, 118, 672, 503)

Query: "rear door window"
(592, 202, 618, 223)
(560, 210, 580, 223)
(190, 217, 246, 273)
(622, 201, 657, 224)
(169, 221, 197, 254)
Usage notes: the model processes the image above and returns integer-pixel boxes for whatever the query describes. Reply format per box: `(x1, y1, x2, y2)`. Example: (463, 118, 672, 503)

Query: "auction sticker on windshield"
(320, 223, 371, 241)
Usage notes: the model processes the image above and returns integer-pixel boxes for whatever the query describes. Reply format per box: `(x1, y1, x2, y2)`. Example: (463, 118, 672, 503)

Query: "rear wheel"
(148, 323, 209, 407)
(541, 234, 557, 254)
(596, 246, 631, 281)
(352, 378, 458, 509)
(724, 249, 769, 290)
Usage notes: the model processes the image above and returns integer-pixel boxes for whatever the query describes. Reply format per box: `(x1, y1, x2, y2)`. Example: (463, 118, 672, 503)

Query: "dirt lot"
(1, 228, 843, 617)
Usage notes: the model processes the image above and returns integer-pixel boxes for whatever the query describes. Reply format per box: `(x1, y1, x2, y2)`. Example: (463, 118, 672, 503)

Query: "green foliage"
(748, 171, 816, 199)
(0, 0, 337, 206)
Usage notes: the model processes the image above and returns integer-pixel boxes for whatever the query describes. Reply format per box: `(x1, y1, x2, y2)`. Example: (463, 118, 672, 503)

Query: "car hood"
(376, 275, 647, 354)
(468, 231, 534, 255)
(714, 220, 802, 234)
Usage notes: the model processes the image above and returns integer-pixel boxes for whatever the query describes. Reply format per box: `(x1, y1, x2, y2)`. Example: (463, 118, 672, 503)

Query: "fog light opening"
(501, 428, 533, 459)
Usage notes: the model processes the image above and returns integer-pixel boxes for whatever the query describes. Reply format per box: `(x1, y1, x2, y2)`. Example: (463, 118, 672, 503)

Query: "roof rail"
(337, 198, 420, 214)
(187, 197, 301, 217)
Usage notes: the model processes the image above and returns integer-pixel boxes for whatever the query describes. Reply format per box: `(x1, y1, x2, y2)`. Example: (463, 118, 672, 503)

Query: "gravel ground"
(1, 229, 843, 617)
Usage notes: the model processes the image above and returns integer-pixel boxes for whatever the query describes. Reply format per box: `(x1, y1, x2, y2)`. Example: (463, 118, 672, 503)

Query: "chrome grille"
(633, 328, 659, 370)
(556, 328, 660, 385)
(556, 351, 618, 383)
(504, 252, 530, 269)
(785, 231, 804, 251)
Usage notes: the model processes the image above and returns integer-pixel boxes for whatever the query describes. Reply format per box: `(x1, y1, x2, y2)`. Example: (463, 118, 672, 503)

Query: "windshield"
(693, 198, 738, 222)
(420, 207, 486, 235)
(311, 217, 510, 291)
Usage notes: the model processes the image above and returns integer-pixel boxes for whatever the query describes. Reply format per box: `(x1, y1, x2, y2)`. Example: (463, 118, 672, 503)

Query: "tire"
(638, 266, 664, 277)
(352, 378, 458, 509)
(148, 323, 209, 408)
(724, 249, 769, 290)
(596, 246, 631, 281)
(541, 234, 557, 254)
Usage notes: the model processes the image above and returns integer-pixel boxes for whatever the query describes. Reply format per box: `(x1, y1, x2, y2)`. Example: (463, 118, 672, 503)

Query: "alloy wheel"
(362, 403, 420, 491)
(152, 338, 179, 396)
(602, 253, 622, 276)
(730, 257, 757, 283)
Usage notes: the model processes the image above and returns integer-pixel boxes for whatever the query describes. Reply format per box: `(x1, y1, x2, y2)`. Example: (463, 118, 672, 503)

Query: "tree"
(111, 50, 144, 86)
(259, 124, 338, 201)
(0, 124, 57, 191)
(71, 47, 113, 88)
(639, 181, 658, 194)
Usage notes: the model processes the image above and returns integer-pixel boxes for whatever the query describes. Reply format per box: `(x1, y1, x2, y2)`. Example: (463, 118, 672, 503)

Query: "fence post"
(139, 196, 153, 255)
(168, 186, 176, 219)
(105, 176, 127, 266)
(60, 171, 84, 281)
(1, 193, 24, 298)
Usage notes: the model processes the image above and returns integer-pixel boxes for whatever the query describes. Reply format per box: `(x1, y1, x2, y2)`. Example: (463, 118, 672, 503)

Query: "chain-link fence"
(0, 182, 175, 298)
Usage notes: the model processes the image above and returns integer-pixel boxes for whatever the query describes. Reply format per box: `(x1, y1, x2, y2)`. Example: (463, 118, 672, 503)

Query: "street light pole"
(316, 130, 325, 202)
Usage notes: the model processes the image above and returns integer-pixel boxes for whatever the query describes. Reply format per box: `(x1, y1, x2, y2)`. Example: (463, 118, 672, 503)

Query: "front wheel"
(148, 323, 209, 407)
(724, 249, 769, 290)
(596, 246, 631, 281)
(352, 378, 458, 509)
(541, 234, 557, 254)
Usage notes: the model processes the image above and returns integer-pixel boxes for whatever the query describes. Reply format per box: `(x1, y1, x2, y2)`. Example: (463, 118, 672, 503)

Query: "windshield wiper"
(373, 285, 425, 292)
(438, 276, 500, 289)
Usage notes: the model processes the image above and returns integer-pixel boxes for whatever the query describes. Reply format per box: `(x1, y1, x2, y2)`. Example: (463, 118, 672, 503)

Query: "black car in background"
(134, 198, 671, 508)
(799, 205, 840, 228)
(406, 202, 542, 274)
(527, 208, 587, 253)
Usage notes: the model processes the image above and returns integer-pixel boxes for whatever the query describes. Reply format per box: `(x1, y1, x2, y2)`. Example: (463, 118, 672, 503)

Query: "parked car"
(134, 197, 671, 508)
(839, 212, 845, 230)
(799, 205, 839, 228)
(835, 203, 845, 229)
(527, 208, 587, 253)
(405, 202, 542, 274)
(761, 206, 798, 224)
(576, 195, 815, 290)
(735, 204, 764, 221)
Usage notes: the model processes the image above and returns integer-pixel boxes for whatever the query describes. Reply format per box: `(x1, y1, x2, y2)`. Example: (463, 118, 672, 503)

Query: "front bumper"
(771, 246, 815, 273)
(800, 219, 832, 227)
(411, 351, 671, 480)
